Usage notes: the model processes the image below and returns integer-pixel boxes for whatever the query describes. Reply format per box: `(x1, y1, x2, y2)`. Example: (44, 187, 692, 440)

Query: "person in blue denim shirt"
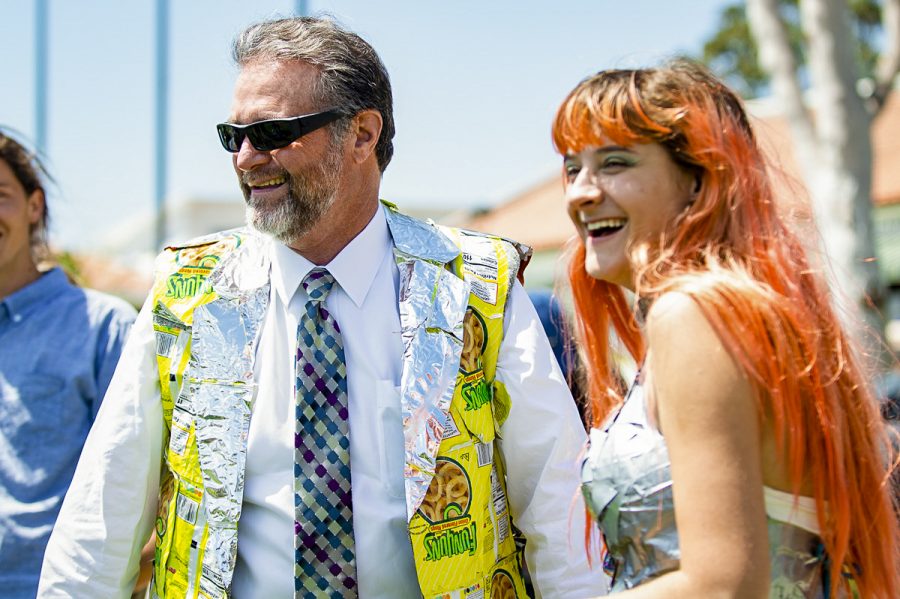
(0, 131, 136, 598)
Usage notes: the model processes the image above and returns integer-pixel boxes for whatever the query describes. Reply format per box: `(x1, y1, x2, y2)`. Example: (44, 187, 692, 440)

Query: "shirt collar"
(1, 267, 72, 321)
(270, 205, 391, 309)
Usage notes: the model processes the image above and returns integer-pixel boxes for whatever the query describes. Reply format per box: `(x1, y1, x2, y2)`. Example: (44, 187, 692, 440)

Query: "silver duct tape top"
(582, 379, 835, 597)
(383, 204, 470, 521)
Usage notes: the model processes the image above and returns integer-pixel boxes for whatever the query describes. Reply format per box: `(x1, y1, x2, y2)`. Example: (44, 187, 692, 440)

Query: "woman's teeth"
(585, 218, 626, 238)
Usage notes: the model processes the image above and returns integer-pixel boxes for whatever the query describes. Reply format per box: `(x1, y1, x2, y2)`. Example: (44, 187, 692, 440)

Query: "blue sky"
(1, 0, 731, 251)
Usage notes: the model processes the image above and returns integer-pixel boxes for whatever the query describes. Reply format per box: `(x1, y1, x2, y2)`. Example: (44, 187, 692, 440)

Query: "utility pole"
(154, 0, 169, 251)
(35, 0, 49, 156)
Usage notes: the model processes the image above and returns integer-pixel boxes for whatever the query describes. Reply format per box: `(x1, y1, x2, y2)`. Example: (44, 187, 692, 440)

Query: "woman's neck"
(0, 254, 41, 300)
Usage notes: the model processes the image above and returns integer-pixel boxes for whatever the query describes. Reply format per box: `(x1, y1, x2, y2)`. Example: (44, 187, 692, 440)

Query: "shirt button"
(12, 314, 22, 323)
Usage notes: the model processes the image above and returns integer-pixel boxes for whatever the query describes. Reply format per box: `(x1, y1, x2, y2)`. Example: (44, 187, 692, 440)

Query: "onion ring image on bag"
(417, 458, 471, 523)
(174, 245, 221, 271)
(459, 308, 487, 373)
(155, 475, 175, 538)
(491, 570, 517, 599)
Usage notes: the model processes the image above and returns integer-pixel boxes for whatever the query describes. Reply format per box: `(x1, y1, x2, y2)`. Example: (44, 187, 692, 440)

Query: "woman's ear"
(27, 188, 45, 227)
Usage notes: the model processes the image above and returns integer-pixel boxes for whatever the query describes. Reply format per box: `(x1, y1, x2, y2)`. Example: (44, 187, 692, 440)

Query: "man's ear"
(350, 109, 382, 165)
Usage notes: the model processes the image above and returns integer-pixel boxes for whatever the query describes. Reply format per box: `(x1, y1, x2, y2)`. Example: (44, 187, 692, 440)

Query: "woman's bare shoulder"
(645, 290, 754, 420)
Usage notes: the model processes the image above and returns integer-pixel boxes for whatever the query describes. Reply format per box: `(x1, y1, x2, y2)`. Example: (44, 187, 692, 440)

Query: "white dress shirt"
(39, 208, 603, 598)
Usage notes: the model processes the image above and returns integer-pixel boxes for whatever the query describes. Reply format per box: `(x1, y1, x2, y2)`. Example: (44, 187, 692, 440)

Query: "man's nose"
(234, 136, 270, 172)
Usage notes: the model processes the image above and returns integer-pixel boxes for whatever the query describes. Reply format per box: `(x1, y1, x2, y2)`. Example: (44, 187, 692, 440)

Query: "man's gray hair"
(233, 16, 395, 172)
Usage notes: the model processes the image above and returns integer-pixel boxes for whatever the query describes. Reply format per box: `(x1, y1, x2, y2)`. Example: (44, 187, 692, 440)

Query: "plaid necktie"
(294, 268, 357, 598)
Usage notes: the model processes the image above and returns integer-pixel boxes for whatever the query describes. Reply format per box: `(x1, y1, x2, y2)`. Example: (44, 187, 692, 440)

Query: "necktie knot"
(302, 268, 336, 304)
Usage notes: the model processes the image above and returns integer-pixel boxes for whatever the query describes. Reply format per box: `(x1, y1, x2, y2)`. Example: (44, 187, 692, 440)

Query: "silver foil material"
(385, 205, 469, 521)
(200, 524, 239, 597)
(386, 203, 461, 265)
(179, 229, 271, 593)
(206, 230, 271, 300)
(582, 381, 834, 596)
(191, 301, 258, 383)
(184, 381, 254, 521)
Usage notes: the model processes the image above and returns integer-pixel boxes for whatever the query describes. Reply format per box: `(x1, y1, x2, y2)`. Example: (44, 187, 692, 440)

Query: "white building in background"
(99, 195, 247, 258)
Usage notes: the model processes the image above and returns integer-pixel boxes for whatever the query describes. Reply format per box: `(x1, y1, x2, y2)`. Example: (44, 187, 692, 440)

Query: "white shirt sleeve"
(496, 282, 607, 598)
(38, 300, 163, 598)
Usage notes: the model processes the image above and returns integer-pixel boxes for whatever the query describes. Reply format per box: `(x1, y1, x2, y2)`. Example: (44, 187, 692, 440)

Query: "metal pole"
(35, 0, 49, 155)
(296, 0, 308, 16)
(154, 0, 169, 250)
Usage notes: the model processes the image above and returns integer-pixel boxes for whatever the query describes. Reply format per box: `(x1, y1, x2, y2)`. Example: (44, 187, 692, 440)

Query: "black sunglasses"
(216, 108, 344, 152)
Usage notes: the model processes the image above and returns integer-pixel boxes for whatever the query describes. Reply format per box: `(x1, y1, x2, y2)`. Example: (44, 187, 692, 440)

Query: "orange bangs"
(552, 69, 673, 156)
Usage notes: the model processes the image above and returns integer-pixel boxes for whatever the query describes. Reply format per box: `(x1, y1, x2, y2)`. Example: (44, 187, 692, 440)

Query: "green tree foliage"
(702, 0, 883, 97)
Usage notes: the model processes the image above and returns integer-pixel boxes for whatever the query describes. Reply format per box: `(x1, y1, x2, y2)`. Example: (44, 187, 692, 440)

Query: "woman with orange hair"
(556, 60, 899, 598)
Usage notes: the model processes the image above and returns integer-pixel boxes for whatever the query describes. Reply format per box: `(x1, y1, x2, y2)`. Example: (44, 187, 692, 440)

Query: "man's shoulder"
(160, 227, 258, 254)
(154, 227, 263, 271)
(441, 224, 528, 252)
(381, 200, 531, 268)
(148, 227, 263, 288)
(437, 224, 532, 288)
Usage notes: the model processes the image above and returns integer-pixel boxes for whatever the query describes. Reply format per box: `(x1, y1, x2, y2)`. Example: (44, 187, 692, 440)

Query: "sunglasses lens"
(217, 110, 340, 153)
(216, 124, 243, 153)
(249, 120, 299, 151)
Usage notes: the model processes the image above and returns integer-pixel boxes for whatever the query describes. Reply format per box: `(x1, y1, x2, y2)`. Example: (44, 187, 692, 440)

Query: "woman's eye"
(602, 156, 631, 169)
(564, 162, 581, 179)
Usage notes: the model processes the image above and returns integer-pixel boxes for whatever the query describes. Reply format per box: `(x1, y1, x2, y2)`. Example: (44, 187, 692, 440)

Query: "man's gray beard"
(244, 145, 343, 244)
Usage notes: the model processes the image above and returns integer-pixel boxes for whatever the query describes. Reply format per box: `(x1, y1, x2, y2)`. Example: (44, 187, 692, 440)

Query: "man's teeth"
(585, 218, 626, 232)
(250, 176, 286, 188)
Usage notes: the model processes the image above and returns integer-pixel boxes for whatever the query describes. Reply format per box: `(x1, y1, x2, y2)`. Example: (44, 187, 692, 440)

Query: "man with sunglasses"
(39, 16, 599, 599)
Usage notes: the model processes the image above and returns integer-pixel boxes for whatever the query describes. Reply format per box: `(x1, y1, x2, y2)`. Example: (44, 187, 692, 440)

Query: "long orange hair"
(553, 60, 900, 598)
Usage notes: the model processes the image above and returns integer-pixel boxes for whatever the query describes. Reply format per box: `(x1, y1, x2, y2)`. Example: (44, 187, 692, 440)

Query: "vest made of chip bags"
(148, 202, 533, 598)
